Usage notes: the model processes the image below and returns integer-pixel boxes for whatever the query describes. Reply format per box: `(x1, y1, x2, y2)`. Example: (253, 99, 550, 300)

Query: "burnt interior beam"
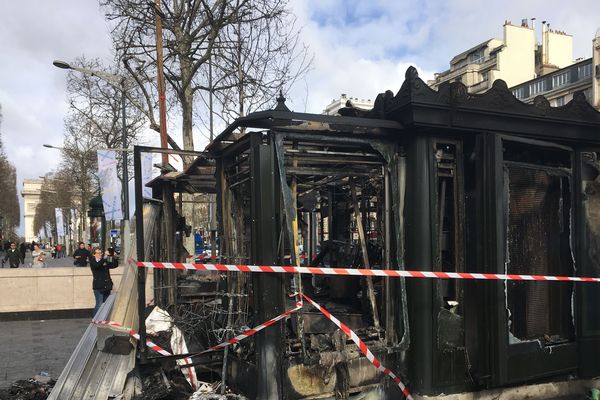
(286, 166, 380, 177)
(274, 134, 307, 359)
(350, 180, 381, 330)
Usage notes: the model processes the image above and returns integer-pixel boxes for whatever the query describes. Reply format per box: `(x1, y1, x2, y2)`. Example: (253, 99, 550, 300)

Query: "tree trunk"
(181, 86, 194, 151)
(180, 52, 195, 149)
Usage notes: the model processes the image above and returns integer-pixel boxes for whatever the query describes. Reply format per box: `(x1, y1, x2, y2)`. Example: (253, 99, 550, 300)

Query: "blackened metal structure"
(137, 67, 600, 399)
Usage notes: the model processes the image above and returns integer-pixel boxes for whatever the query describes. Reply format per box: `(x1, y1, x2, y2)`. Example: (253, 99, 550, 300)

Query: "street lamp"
(52, 60, 71, 70)
(52, 59, 130, 222)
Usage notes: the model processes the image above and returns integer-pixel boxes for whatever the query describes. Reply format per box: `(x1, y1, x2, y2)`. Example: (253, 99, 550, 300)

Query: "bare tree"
(60, 114, 101, 243)
(0, 105, 20, 241)
(205, 0, 312, 124)
(59, 57, 147, 242)
(65, 57, 145, 181)
(33, 171, 76, 242)
(101, 0, 310, 152)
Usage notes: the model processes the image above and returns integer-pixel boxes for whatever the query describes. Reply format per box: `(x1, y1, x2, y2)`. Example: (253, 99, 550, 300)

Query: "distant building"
(511, 31, 600, 110)
(323, 94, 374, 115)
(428, 20, 574, 94)
(21, 179, 43, 243)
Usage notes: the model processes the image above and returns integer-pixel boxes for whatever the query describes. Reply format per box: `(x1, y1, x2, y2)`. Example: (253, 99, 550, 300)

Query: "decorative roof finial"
(274, 90, 290, 111)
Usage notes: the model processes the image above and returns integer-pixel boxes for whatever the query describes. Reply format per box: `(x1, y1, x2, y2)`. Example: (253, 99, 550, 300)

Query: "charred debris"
(134, 67, 600, 399)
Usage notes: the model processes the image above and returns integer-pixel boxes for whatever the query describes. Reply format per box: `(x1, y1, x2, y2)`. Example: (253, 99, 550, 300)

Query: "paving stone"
(0, 318, 89, 387)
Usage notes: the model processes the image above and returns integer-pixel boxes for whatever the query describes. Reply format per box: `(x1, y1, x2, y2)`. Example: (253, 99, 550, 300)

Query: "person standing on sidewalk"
(73, 242, 90, 267)
(31, 244, 46, 268)
(90, 247, 118, 316)
(4, 242, 23, 268)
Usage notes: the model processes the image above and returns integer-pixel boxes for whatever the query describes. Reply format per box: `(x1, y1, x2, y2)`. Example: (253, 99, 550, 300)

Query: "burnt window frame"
(500, 135, 575, 346)
(576, 149, 600, 338)
(431, 138, 466, 315)
(488, 134, 579, 386)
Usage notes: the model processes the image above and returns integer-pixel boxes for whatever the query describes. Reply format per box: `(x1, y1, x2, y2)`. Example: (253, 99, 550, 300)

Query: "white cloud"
(287, 0, 600, 115)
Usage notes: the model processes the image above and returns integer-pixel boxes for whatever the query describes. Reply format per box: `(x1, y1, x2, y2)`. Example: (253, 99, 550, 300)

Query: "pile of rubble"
(130, 367, 247, 400)
(0, 374, 55, 400)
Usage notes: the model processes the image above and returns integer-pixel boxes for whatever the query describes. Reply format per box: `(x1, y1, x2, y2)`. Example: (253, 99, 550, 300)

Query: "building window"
(481, 71, 489, 82)
(529, 80, 546, 96)
(552, 72, 569, 89)
(577, 63, 592, 79)
(513, 87, 527, 99)
(468, 48, 485, 64)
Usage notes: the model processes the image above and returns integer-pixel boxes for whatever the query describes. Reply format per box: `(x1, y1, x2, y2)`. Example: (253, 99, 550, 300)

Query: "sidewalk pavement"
(0, 251, 76, 269)
(0, 318, 90, 387)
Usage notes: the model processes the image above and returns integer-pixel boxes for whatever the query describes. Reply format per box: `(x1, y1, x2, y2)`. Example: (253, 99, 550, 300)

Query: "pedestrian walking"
(31, 244, 46, 268)
(3, 242, 23, 268)
(19, 242, 26, 261)
(89, 247, 118, 316)
(51, 245, 56, 259)
(73, 242, 90, 267)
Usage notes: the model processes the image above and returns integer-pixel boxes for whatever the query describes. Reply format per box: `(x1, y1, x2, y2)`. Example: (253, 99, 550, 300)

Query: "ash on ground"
(0, 375, 55, 400)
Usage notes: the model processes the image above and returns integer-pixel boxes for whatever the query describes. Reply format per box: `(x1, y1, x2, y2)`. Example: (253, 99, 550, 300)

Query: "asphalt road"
(0, 318, 90, 387)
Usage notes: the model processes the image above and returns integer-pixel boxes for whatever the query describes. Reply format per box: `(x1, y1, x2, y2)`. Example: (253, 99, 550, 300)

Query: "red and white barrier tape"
(92, 296, 303, 387)
(300, 293, 413, 399)
(191, 254, 313, 261)
(92, 319, 199, 390)
(137, 261, 600, 283)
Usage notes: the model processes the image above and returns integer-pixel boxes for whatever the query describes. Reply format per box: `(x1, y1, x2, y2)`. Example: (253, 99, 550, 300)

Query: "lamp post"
(52, 60, 130, 222)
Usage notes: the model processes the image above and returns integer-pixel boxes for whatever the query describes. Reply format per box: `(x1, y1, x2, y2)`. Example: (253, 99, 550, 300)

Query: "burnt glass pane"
(505, 165, 574, 343)
(581, 152, 600, 335)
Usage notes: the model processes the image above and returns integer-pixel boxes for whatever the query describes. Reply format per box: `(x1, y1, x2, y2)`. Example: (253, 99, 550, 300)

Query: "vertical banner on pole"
(71, 209, 77, 229)
(141, 152, 154, 198)
(55, 208, 65, 237)
(97, 150, 124, 221)
(70, 209, 78, 244)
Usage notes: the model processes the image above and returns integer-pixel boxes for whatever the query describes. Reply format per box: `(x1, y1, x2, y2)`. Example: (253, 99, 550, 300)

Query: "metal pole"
(208, 56, 217, 253)
(134, 146, 147, 360)
(121, 78, 129, 221)
(209, 56, 214, 142)
(153, 0, 169, 165)
(80, 156, 88, 245)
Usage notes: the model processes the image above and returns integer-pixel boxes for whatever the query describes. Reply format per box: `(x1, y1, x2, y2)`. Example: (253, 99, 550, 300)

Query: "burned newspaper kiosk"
(140, 67, 600, 399)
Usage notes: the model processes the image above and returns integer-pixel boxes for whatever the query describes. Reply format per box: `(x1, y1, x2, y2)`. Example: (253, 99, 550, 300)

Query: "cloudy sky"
(0, 0, 598, 233)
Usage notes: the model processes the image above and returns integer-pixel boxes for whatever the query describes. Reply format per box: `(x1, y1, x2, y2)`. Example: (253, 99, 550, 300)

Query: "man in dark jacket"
(19, 242, 26, 262)
(73, 242, 90, 267)
(89, 247, 118, 316)
(4, 242, 23, 268)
